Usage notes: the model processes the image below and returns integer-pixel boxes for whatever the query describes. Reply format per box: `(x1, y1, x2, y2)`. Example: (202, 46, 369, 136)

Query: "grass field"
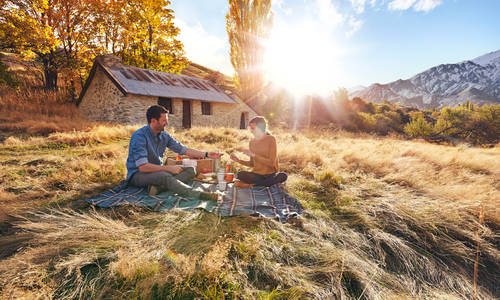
(0, 91, 499, 299)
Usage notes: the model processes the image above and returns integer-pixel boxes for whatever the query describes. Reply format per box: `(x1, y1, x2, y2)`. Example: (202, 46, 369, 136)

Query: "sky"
(170, 0, 500, 97)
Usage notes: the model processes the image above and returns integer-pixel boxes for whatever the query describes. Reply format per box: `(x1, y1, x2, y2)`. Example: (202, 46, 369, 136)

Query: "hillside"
(0, 122, 499, 299)
(0, 52, 236, 95)
(351, 49, 500, 109)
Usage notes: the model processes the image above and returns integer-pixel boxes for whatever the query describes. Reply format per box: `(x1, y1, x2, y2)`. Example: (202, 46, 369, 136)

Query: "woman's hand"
(242, 149, 255, 157)
(230, 153, 239, 162)
(207, 151, 222, 159)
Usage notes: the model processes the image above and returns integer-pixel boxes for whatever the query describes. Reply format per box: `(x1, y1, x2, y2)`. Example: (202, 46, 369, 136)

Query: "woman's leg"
(237, 171, 288, 187)
(236, 171, 265, 184)
(256, 172, 288, 187)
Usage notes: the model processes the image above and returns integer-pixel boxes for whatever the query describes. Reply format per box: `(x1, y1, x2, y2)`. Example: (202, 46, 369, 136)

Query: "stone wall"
(79, 66, 127, 123)
(191, 99, 256, 128)
(79, 66, 257, 128)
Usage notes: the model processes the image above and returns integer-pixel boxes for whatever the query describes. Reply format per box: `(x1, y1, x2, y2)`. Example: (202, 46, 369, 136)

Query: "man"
(126, 105, 221, 200)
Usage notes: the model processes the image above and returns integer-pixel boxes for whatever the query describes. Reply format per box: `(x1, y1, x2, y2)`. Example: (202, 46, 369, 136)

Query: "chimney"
(95, 54, 123, 67)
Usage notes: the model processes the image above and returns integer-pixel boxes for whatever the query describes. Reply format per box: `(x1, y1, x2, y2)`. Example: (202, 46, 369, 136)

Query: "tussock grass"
(0, 87, 88, 135)
(0, 118, 499, 298)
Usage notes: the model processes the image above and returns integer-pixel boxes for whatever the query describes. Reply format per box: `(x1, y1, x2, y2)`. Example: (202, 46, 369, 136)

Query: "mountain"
(351, 49, 500, 109)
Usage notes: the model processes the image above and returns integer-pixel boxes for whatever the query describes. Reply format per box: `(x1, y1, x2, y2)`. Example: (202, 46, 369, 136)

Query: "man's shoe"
(200, 191, 220, 202)
(148, 185, 160, 196)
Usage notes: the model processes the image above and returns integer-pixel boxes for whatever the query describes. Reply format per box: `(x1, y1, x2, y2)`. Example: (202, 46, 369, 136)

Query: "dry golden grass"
(0, 87, 92, 135)
(0, 114, 499, 298)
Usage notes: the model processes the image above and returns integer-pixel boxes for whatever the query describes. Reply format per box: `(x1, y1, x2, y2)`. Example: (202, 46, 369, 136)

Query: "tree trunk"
(42, 57, 58, 90)
(44, 68, 58, 90)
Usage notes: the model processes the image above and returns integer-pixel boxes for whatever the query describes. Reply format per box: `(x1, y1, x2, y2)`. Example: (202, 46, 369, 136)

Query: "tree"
(114, 0, 187, 73)
(1, 0, 59, 89)
(226, 0, 273, 107)
(0, 0, 187, 91)
(0, 0, 101, 90)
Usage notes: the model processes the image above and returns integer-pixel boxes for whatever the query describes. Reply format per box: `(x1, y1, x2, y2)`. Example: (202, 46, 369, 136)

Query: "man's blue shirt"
(126, 125, 187, 181)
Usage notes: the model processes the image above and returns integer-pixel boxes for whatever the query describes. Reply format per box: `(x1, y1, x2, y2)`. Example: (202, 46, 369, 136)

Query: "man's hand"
(166, 165, 184, 174)
(230, 153, 239, 162)
(207, 151, 222, 159)
(241, 149, 255, 157)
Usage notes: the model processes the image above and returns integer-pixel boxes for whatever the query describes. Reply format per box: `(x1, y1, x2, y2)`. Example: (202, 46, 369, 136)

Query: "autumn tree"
(226, 0, 273, 108)
(93, 0, 187, 73)
(0, 0, 186, 91)
(0, 0, 99, 90)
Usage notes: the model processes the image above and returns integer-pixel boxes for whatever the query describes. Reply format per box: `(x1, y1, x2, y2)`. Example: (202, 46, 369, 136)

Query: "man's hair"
(146, 105, 168, 124)
(249, 116, 268, 133)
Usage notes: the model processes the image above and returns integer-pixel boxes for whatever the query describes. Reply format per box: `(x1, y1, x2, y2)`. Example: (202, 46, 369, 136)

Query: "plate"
(200, 172, 216, 177)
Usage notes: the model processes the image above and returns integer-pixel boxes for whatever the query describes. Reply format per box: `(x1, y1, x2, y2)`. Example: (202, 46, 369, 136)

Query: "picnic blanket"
(84, 181, 303, 222)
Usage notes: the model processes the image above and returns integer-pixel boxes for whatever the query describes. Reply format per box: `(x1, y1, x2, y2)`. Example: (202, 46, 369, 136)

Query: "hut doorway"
(182, 100, 191, 129)
(240, 112, 248, 129)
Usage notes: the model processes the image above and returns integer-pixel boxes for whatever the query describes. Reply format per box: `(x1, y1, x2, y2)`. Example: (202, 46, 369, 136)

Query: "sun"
(263, 21, 343, 97)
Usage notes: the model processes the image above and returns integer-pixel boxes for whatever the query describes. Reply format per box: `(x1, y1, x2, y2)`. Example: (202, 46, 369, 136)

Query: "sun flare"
(263, 21, 343, 97)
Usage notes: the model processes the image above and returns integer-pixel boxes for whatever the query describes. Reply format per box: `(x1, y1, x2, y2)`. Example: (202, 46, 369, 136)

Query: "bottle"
(225, 161, 231, 173)
(214, 150, 220, 171)
(176, 154, 182, 161)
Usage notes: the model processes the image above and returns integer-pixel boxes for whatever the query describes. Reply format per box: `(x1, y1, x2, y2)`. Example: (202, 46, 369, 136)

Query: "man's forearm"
(185, 148, 205, 159)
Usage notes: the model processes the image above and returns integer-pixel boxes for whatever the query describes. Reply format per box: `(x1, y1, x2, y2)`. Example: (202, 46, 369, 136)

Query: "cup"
(182, 159, 197, 172)
(224, 173, 234, 182)
(217, 172, 225, 183)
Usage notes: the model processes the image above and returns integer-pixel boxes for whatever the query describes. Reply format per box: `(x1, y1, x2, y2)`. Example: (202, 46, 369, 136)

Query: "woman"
(230, 116, 287, 187)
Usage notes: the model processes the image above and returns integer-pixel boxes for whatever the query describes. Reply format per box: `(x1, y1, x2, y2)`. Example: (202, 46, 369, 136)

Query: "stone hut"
(78, 55, 256, 128)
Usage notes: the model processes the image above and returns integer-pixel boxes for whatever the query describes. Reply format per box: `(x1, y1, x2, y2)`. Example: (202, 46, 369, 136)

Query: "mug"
(224, 173, 234, 182)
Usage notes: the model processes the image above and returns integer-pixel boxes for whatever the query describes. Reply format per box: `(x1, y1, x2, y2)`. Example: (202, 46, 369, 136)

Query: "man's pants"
(129, 167, 201, 198)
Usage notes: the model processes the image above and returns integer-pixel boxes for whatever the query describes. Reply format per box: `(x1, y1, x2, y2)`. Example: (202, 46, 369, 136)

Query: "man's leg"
(130, 171, 202, 198)
(174, 167, 196, 183)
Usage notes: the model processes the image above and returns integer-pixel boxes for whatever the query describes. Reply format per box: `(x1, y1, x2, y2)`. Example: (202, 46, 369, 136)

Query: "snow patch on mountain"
(351, 49, 500, 109)
(471, 49, 500, 66)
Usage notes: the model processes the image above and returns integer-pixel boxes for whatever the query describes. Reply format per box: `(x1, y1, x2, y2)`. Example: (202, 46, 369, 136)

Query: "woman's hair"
(249, 116, 269, 134)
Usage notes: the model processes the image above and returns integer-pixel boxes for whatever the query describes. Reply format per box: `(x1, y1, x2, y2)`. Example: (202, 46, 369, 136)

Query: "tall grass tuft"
(0, 87, 88, 134)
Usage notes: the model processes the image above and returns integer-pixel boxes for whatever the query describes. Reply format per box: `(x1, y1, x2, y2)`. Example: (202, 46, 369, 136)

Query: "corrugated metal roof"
(101, 64, 237, 104)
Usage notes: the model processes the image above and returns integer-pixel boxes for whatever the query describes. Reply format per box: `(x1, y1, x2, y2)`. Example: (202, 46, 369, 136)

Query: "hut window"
(201, 102, 212, 115)
(158, 97, 173, 114)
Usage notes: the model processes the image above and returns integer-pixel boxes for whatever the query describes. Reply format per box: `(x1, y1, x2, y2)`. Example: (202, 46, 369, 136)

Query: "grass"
(0, 97, 499, 299)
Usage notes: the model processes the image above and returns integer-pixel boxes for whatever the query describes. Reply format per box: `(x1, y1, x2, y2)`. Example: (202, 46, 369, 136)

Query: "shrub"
(404, 113, 434, 136)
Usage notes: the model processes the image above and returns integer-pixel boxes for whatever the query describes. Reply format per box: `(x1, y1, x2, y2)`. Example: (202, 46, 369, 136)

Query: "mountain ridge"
(351, 49, 500, 109)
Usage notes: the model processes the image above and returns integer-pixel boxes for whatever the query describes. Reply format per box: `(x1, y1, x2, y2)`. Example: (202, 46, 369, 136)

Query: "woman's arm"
(230, 153, 254, 167)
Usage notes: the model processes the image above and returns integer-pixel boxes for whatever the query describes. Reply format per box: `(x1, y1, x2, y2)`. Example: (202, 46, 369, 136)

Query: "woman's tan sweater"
(239, 134, 279, 175)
